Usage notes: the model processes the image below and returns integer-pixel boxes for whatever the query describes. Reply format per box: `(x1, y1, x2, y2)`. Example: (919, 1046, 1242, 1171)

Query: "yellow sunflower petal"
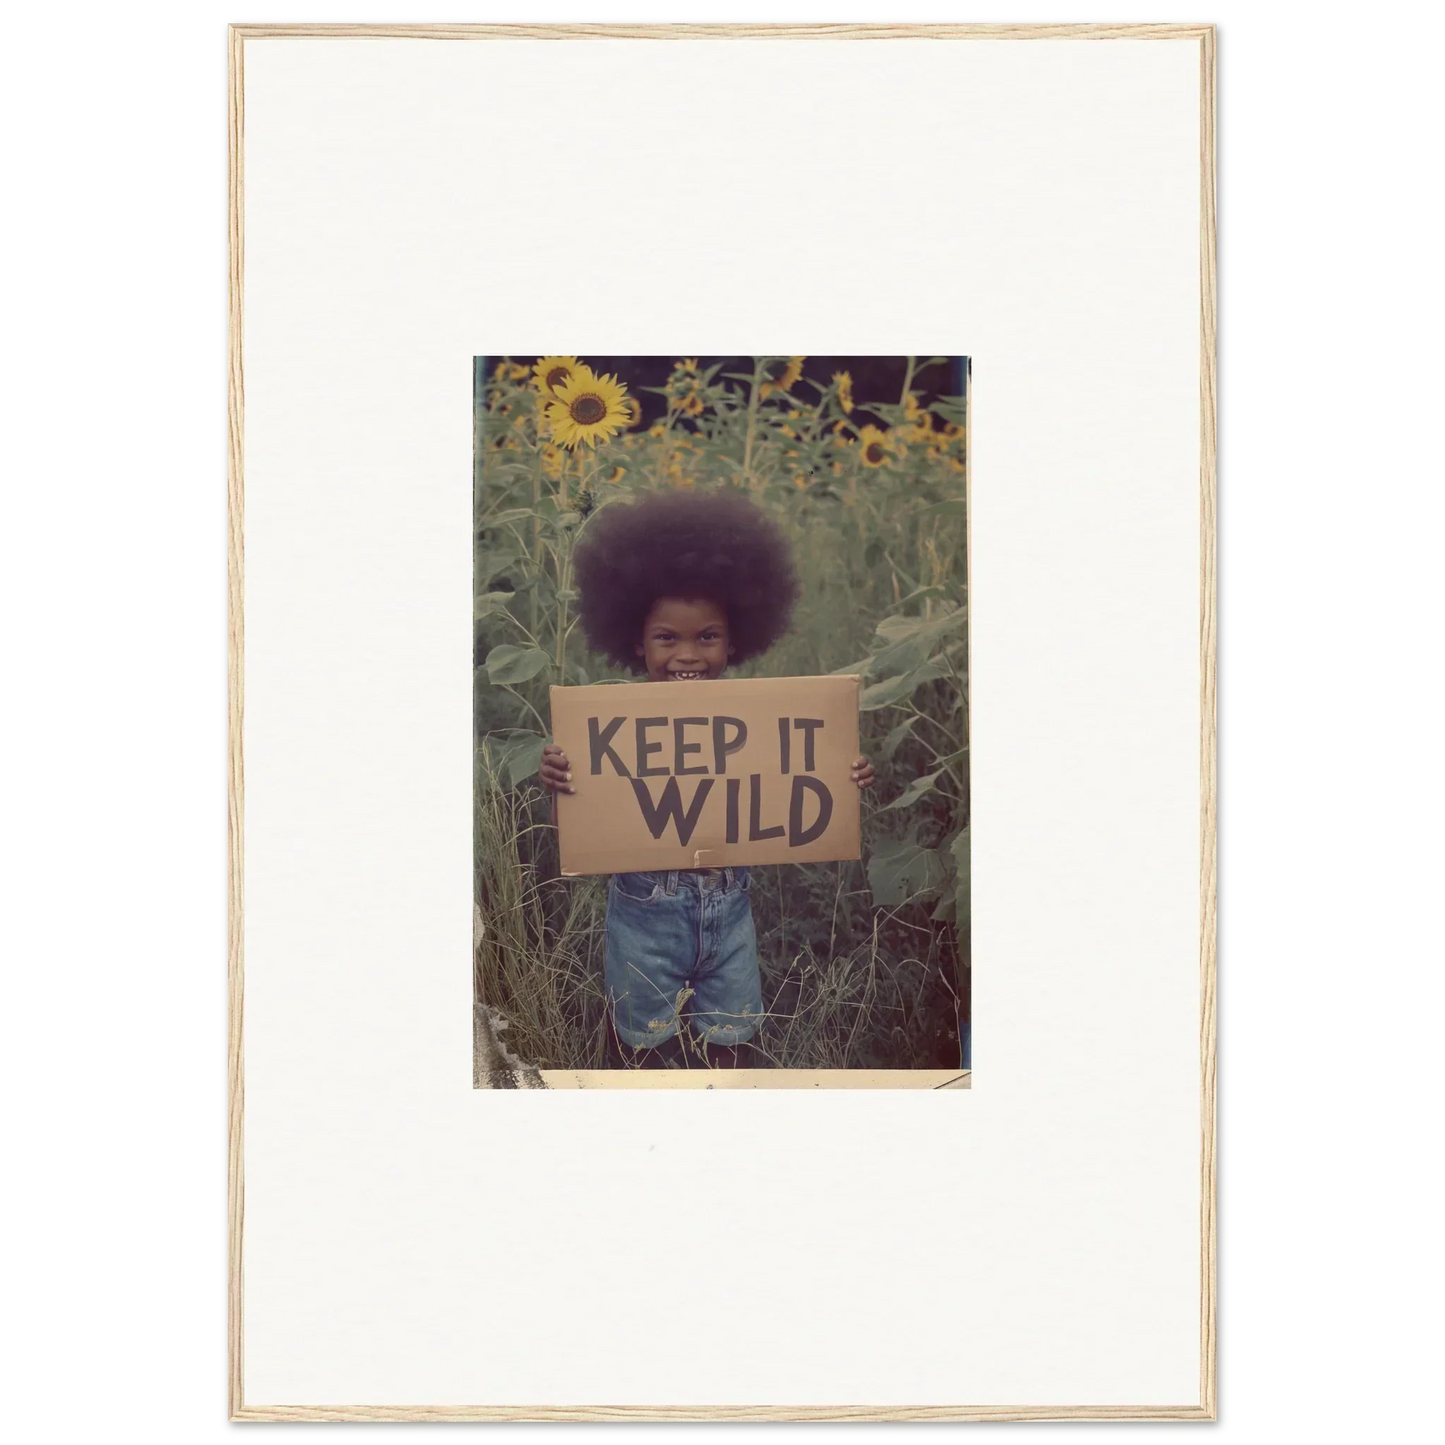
(758, 355, 804, 398)
(545, 365, 632, 450)
(532, 355, 582, 400)
(858, 424, 893, 468)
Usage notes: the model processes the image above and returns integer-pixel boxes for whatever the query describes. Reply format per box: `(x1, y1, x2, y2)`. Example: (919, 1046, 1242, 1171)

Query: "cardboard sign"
(550, 675, 862, 876)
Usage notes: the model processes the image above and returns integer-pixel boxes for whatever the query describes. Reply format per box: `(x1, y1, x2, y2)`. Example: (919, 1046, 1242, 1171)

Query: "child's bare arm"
(539, 743, 574, 795)
(851, 755, 875, 789)
(540, 743, 573, 828)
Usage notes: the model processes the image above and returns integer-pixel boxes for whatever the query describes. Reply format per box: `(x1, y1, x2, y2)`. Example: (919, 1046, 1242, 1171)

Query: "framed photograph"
(230, 22, 1216, 1421)
(472, 352, 971, 1090)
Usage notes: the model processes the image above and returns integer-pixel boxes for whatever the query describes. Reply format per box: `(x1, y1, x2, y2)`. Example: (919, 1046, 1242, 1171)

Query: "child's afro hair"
(572, 487, 799, 672)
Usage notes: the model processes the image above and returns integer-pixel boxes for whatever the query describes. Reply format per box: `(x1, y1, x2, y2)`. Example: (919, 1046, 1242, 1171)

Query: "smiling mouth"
(666, 669, 707, 680)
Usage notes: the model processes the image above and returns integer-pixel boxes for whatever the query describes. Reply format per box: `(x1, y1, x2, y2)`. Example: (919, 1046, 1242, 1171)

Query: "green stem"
(501, 685, 550, 733)
(899, 354, 916, 408)
(554, 515, 573, 676)
(741, 357, 763, 484)
(530, 447, 543, 634)
(903, 704, 964, 745)
(491, 612, 543, 650)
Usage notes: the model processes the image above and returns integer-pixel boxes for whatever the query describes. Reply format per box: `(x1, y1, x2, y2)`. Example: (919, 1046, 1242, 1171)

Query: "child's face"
(636, 597, 732, 681)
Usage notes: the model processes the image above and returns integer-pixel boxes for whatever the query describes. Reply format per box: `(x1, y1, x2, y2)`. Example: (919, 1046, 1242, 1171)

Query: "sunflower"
(832, 370, 854, 414)
(901, 391, 937, 443)
(620, 395, 644, 429)
(532, 355, 582, 401)
(679, 391, 704, 417)
(541, 443, 566, 479)
(759, 355, 804, 399)
(681, 357, 699, 374)
(858, 424, 893, 468)
(545, 366, 631, 450)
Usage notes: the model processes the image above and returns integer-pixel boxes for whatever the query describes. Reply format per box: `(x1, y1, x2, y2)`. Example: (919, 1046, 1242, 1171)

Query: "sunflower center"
(545, 366, 571, 392)
(570, 393, 607, 425)
(865, 443, 886, 464)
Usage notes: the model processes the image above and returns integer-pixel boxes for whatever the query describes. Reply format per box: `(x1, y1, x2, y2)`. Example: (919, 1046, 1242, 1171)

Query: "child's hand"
(851, 755, 875, 789)
(539, 743, 575, 794)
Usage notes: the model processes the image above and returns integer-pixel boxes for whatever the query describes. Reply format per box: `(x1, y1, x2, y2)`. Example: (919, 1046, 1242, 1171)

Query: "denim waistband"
(615, 867, 749, 895)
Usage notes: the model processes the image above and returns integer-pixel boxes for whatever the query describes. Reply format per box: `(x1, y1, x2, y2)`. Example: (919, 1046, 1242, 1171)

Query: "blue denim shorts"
(604, 867, 762, 1048)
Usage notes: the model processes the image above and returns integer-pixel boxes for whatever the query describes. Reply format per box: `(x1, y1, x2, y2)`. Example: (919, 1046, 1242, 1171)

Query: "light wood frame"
(228, 21, 1217, 1422)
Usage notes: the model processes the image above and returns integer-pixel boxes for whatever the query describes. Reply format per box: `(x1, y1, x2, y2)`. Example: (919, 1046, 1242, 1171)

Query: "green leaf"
(873, 613, 926, 644)
(869, 606, 967, 678)
(950, 826, 971, 929)
(882, 719, 914, 760)
(866, 838, 947, 908)
(831, 658, 873, 678)
(473, 590, 516, 620)
(929, 407, 967, 429)
(915, 497, 967, 522)
(891, 584, 951, 608)
(482, 508, 537, 528)
(485, 644, 550, 685)
(475, 547, 521, 586)
(870, 631, 932, 679)
(859, 659, 949, 711)
(479, 729, 549, 791)
(881, 767, 944, 811)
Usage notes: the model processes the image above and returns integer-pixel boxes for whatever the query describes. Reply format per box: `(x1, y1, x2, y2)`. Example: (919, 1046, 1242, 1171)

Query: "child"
(539, 488, 874, 1069)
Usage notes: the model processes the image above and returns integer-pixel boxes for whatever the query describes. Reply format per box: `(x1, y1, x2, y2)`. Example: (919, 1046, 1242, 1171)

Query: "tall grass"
(474, 356, 969, 1071)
